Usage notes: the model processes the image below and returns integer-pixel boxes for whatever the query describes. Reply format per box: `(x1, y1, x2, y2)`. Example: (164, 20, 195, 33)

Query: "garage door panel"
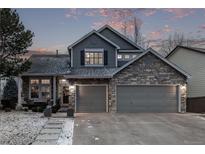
(76, 85, 106, 112)
(117, 85, 178, 113)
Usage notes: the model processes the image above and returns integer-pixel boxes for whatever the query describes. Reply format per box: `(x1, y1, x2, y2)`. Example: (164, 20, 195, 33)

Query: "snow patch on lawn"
(57, 118, 74, 145)
(0, 111, 48, 145)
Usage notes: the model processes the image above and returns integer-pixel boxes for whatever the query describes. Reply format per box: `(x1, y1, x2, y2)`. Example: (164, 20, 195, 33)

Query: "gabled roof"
(68, 30, 120, 49)
(22, 54, 70, 76)
(97, 25, 144, 50)
(113, 48, 190, 78)
(166, 45, 205, 58)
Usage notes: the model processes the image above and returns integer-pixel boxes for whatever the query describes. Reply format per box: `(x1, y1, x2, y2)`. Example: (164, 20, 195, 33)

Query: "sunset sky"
(16, 8, 205, 54)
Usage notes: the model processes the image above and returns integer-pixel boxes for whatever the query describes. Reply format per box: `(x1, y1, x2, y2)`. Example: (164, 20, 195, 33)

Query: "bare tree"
(122, 21, 127, 37)
(133, 17, 150, 49)
(160, 32, 191, 56)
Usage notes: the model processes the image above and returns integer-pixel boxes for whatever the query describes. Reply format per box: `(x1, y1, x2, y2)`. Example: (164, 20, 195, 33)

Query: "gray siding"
(72, 33, 117, 68)
(99, 28, 138, 50)
(168, 48, 205, 98)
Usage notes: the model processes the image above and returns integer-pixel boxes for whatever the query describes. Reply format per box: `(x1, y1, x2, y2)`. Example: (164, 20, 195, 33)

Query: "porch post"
(53, 76, 56, 105)
(16, 76, 22, 110)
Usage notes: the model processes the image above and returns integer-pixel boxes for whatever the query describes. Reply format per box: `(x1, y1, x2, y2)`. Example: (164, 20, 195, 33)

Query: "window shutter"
(81, 50, 85, 65)
(104, 50, 108, 65)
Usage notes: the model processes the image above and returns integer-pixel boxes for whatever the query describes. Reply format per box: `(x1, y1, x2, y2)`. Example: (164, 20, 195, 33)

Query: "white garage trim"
(116, 84, 181, 113)
(74, 84, 109, 112)
(177, 85, 181, 112)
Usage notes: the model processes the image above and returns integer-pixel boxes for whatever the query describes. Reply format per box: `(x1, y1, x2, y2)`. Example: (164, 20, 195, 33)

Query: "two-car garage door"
(117, 85, 179, 113)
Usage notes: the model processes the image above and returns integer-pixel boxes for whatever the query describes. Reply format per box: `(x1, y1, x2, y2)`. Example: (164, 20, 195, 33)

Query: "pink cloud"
(163, 25, 172, 33)
(199, 24, 205, 29)
(35, 48, 49, 52)
(65, 9, 79, 19)
(90, 9, 142, 36)
(142, 9, 157, 16)
(147, 25, 172, 40)
(148, 31, 162, 39)
(164, 8, 194, 19)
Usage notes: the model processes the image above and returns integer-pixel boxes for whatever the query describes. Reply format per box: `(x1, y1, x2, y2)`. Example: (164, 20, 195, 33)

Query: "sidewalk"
(32, 116, 74, 145)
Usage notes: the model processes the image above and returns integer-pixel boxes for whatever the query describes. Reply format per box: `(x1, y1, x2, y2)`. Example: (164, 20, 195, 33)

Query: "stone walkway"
(32, 118, 65, 145)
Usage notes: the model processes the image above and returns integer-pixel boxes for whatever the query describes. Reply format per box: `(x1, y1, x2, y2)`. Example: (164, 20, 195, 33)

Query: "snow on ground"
(0, 111, 48, 145)
(57, 118, 74, 145)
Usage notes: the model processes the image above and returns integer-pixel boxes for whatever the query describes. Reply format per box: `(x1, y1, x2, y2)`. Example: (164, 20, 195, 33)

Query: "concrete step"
(36, 134, 60, 140)
(41, 128, 62, 134)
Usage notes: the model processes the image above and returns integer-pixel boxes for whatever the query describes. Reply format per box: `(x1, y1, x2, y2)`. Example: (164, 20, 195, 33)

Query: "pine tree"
(3, 78, 18, 109)
(0, 8, 34, 78)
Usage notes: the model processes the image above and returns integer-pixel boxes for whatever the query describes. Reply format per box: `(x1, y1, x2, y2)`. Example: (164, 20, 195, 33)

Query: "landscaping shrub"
(2, 78, 18, 109)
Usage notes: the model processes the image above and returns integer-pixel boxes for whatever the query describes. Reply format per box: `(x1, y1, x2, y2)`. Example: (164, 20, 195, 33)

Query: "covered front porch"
(17, 75, 74, 111)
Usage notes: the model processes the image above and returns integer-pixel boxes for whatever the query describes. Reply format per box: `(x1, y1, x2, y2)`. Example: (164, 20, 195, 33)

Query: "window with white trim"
(117, 54, 122, 59)
(124, 55, 130, 60)
(84, 49, 104, 66)
(30, 79, 40, 99)
(30, 79, 51, 100)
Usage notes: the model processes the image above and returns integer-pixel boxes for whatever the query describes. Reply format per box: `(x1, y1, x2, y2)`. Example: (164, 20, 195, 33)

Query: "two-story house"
(19, 25, 189, 113)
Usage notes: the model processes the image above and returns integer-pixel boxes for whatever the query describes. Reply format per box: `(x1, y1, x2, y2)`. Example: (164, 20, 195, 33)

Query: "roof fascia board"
(97, 25, 144, 50)
(113, 48, 190, 78)
(68, 30, 120, 49)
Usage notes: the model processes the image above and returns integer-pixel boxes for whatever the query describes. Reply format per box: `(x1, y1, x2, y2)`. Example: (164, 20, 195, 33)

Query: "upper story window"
(117, 54, 137, 61)
(132, 55, 137, 58)
(84, 49, 104, 66)
(117, 54, 122, 60)
(124, 55, 130, 60)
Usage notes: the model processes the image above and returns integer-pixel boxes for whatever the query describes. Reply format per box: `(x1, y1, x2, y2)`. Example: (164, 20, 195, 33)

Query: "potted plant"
(67, 103, 74, 117)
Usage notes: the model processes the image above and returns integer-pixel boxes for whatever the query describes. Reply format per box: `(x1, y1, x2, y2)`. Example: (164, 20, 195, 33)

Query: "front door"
(62, 86, 69, 104)
(58, 79, 69, 105)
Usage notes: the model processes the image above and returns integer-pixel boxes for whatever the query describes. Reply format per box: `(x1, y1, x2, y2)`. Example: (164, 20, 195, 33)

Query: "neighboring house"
(166, 46, 205, 112)
(19, 25, 189, 113)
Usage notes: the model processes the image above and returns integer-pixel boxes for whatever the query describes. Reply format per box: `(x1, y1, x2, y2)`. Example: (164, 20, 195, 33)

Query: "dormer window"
(84, 48, 104, 66)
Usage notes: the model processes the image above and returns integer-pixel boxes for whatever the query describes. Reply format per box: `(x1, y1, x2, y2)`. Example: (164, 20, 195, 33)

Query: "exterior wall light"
(180, 85, 186, 91)
(69, 85, 75, 92)
(61, 79, 66, 82)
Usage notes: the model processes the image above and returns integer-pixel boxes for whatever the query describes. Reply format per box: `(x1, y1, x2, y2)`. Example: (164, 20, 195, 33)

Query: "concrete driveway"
(73, 113, 205, 145)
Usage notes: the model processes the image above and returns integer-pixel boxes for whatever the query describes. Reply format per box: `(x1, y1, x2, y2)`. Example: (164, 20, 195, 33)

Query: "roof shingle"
(22, 54, 70, 76)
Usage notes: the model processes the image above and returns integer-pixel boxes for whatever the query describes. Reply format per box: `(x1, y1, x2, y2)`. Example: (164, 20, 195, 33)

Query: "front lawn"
(0, 111, 48, 145)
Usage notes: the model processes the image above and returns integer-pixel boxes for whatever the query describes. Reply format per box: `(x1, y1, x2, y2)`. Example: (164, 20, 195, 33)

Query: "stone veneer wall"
(108, 53, 187, 112)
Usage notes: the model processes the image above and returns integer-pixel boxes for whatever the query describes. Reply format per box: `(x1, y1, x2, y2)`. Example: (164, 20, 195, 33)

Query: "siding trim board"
(113, 48, 191, 78)
(97, 25, 144, 50)
(166, 45, 205, 58)
(68, 30, 120, 49)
